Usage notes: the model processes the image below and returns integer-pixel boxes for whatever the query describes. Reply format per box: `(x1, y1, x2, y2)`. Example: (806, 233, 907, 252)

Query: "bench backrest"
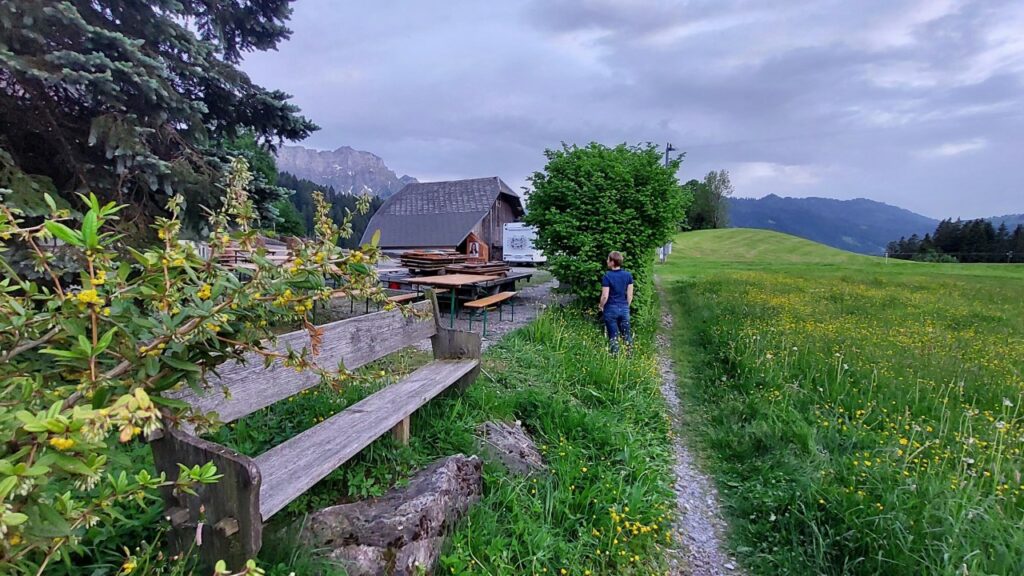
(170, 299, 437, 424)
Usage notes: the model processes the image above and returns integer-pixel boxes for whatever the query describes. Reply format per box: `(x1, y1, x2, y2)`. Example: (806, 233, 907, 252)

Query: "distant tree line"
(684, 170, 733, 230)
(887, 219, 1024, 263)
(277, 172, 384, 248)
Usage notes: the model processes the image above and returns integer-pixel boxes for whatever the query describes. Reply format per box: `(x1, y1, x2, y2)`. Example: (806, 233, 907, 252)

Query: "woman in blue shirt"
(598, 251, 634, 353)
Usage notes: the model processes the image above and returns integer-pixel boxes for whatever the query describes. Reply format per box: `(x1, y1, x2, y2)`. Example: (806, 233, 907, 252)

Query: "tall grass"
(664, 238, 1024, 575)
(203, 306, 676, 575)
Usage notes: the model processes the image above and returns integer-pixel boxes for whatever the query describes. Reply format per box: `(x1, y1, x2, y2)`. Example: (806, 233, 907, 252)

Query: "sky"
(242, 0, 1024, 219)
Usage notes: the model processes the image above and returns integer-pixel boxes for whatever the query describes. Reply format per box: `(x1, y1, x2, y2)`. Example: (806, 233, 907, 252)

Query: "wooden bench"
(464, 291, 517, 336)
(149, 295, 480, 570)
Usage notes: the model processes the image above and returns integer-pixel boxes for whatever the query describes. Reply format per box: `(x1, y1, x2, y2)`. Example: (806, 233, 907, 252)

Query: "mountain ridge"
(275, 144, 416, 198)
(727, 195, 1021, 255)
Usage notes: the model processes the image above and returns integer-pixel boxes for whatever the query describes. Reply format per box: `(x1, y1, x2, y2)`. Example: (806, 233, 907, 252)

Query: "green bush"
(525, 143, 690, 316)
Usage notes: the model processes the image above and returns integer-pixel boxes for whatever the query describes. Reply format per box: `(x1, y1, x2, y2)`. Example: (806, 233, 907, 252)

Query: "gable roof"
(359, 177, 524, 248)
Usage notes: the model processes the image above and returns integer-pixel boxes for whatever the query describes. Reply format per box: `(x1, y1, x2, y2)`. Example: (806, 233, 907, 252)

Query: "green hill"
(667, 228, 1023, 279)
(672, 228, 875, 264)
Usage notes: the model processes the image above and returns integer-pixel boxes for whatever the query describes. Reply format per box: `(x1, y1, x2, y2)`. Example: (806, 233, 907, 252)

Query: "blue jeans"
(603, 305, 633, 353)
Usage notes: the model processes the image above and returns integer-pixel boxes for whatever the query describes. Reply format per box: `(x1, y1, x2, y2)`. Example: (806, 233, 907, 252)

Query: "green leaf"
(82, 210, 98, 249)
(44, 193, 57, 213)
(24, 503, 72, 538)
(91, 385, 111, 409)
(40, 348, 85, 359)
(3, 512, 28, 526)
(0, 476, 17, 500)
(52, 454, 96, 477)
(44, 221, 83, 247)
(163, 356, 200, 372)
(76, 334, 92, 355)
(151, 395, 190, 409)
(95, 327, 117, 354)
(371, 228, 381, 247)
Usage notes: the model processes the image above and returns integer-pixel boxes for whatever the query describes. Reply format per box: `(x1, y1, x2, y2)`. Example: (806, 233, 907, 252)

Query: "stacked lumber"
(219, 240, 292, 267)
(444, 262, 510, 276)
(399, 250, 469, 273)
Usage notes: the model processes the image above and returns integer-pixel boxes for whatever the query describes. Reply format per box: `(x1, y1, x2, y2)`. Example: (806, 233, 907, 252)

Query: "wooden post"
(150, 424, 262, 572)
(392, 416, 411, 445)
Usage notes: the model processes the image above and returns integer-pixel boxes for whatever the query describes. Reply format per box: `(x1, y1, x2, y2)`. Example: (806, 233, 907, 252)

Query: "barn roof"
(359, 177, 524, 248)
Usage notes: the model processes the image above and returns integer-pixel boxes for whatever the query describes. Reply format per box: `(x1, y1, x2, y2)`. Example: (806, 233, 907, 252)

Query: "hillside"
(275, 144, 416, 197)
(727, 195, 937, 255)
(673, 228, 878, 265)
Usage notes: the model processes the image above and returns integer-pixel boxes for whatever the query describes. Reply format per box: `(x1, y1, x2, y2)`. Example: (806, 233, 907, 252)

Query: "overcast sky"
(243, 0, 1023, 219)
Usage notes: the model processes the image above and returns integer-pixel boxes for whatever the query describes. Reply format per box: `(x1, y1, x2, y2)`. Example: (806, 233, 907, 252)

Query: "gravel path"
(657, 303, 742, 576)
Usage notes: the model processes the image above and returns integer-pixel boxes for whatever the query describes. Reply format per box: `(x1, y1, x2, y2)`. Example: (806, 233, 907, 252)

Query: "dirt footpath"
(657, 295, 742, 576)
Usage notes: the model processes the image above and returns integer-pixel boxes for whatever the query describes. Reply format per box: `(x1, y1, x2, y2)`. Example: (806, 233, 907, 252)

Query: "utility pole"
(664, 142, 676, 167)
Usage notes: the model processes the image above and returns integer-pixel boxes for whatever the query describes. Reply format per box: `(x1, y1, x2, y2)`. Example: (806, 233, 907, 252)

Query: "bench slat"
(170, 300, 436, 424)
(255, 358, 479, 518)
(465, 291, 516, 309)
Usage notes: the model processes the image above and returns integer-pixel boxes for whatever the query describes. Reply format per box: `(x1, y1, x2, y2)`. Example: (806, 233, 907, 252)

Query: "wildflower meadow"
(663, 228, 1024, 575)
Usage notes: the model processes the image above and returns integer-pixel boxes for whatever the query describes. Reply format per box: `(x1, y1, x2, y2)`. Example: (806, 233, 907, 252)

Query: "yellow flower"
(197, 283, 212, 300)
(76, 289, 104, 307)
(120, 559, 137, 575)
(49, 437, 75, 451)
(9, 533, 22, 546)
(93, 269, 107, 285)
(899, 438, 909, 446)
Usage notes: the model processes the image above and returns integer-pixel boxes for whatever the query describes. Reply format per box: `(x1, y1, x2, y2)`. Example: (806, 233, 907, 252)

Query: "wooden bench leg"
(392, 416, 410, 445)
(151, 425, 262, 572)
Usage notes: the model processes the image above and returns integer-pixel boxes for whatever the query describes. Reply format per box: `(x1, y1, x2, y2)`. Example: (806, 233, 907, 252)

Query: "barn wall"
(479, 196, 521, 260)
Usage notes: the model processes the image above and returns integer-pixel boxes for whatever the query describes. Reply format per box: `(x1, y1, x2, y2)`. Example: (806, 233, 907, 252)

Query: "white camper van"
(502, 223, 546, 264)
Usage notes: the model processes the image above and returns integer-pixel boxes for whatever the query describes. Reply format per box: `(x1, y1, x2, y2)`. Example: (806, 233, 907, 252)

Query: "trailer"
(502, 223, 546, 264)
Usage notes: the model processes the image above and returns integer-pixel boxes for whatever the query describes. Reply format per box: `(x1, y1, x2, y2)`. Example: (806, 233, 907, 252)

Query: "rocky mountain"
(275, 144, 416, 198)
(989, 213, 1024, 229)
(727, 195, 939, 255)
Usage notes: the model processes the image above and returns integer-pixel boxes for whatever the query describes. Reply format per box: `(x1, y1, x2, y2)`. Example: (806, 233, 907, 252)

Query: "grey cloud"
(244, 0, 1024, 218)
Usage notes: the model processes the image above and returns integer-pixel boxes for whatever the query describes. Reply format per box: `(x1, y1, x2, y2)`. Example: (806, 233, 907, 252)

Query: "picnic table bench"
(464, 291, 517, 335)
(149, 294, 480, 570)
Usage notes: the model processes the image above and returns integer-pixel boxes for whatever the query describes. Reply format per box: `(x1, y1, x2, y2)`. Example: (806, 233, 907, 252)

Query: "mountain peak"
(276, 144, 416, 197)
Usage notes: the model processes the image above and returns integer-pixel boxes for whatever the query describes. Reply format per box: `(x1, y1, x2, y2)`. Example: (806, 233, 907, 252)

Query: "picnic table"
(406, 273, 495, 328)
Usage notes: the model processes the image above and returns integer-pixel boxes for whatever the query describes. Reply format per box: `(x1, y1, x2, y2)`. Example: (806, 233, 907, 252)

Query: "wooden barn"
(359, 177, 525, 260)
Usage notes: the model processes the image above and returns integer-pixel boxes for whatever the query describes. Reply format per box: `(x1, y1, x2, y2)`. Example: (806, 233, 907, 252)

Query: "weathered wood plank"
(392, 416, 411, 444)
(150, 426, 261, 571)
(255, 358, 479, 519)
(431, 327, 482, 361)
(169, 300, 436, 423)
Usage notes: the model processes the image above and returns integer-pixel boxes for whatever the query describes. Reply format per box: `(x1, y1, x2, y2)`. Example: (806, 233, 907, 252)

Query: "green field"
(661, 228, 1024, 575)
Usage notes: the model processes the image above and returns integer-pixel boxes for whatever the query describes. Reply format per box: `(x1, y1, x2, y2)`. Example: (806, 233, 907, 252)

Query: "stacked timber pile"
(444, 262, 510, 276)
(400, 250, 469, 274)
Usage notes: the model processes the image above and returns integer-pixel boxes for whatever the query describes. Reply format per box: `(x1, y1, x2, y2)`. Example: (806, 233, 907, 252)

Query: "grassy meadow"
(661, 228, 1024, 575)
(73, 307, 677, 575)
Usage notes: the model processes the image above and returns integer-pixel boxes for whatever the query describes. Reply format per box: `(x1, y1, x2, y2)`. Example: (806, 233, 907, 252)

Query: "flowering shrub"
(0, 159, 381, 574)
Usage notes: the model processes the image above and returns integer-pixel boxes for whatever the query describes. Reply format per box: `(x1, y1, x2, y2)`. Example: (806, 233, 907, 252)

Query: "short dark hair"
(607, 251, 624, 267)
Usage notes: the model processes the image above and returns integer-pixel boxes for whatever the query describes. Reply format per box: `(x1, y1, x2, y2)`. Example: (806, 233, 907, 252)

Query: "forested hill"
(728, 195, 938, 255)
(278, 172, 384, 248)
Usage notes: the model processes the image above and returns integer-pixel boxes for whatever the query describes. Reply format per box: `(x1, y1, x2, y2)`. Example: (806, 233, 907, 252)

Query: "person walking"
(598, 251, 634, 353)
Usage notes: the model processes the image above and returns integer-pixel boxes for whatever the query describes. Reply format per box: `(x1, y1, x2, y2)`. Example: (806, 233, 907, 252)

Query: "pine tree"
(0, 0, 316, 237)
